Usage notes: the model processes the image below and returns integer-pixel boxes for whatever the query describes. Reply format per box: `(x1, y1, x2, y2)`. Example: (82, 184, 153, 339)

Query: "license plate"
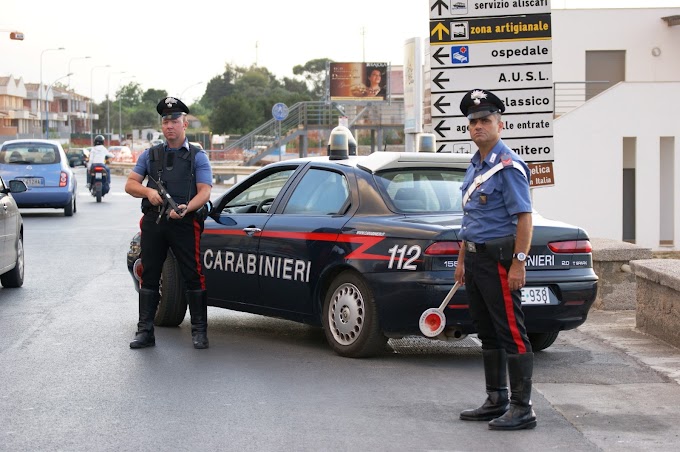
(20, 177, 42, 186)
(521, 286, 551, 305)
(95, 173, 102, 179)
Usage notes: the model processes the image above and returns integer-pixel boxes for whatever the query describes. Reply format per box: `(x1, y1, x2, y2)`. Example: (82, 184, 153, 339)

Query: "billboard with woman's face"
(329, 62, 388, 101)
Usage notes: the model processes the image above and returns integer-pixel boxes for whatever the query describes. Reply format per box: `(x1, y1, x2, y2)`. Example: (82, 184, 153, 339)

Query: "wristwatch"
(513, 252, 527, 262)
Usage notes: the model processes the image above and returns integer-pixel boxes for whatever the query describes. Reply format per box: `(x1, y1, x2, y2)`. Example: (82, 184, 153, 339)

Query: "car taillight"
(548, 240, 592, 253)
(59, 171, 68, 187)
(133, 259, 143, 282)
(425, 241, 462, 255)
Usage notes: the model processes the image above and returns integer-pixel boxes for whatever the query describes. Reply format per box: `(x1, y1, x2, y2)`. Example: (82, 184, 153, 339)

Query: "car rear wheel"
(528, 331, 559, 351)
(0, 236, 24, 288)
(64, 196, 75, 216)
(322, 271, 387, 358)
(154, 252, 187, 327)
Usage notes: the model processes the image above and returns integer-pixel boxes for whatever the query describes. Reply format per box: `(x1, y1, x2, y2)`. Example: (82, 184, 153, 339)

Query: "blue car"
(0, 139, 77, 216)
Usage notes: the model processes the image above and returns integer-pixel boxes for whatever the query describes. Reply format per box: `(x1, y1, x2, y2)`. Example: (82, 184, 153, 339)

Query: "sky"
(2, 0, 679, 103)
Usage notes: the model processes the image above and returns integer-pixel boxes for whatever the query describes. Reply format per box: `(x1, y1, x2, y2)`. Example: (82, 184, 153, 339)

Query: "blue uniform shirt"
(459, 139, 532, 243)
(132, 138, 213, 186)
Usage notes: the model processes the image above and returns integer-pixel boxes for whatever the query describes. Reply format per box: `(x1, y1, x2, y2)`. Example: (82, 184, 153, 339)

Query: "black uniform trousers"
(464, 249, 532, 355)
(139, 210, 206, 292)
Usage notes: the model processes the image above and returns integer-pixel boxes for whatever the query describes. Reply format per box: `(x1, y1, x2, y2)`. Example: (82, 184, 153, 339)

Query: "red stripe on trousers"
(193, 218, 205, 290)
(497, 263, 527, 354)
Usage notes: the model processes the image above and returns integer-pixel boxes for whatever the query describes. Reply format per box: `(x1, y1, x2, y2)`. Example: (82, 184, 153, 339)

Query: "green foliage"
(115, 82, 143, 107)
(292, 58, 332, 99)
(210, 95, 260, 134)
(142, 88, 168, 105)
(98, 58, 330, 138)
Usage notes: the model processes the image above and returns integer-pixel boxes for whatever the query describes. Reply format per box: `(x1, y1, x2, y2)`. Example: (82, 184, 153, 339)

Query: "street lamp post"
(90, 64, 110, 146)
(118, 75, 136, 144)
(179, 81, 204, 99)
(40, 47, 65, 137)
(107, 71, 126, 146)
(67, 56, 91, 140)
(45, 73, 73, 138)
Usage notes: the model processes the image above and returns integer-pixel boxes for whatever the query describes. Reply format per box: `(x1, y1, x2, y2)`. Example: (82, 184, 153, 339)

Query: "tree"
(142, 88, 167, 105)
(292, 58, 332, 99)
(115, 82, 143, 107)
(210, 96, 260, 135)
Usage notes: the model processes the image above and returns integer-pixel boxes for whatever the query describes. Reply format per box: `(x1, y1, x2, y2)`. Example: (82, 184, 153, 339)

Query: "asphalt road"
(0, 169, 679, 451)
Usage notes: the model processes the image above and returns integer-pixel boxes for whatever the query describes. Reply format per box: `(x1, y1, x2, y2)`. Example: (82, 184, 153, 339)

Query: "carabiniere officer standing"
(125, 97, 213, 349)
(454, 89, 536, 430)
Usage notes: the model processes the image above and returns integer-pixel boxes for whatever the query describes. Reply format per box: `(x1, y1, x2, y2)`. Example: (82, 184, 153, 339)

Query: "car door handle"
(243, 227, 262, 236)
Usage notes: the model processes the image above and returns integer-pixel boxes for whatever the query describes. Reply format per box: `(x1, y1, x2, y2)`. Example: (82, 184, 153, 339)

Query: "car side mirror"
(8, 179, 27, 193)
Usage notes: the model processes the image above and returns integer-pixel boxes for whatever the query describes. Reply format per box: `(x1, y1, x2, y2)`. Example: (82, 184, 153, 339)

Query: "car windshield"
(0, 143, 61, 165)
(374, 168, 466, 213)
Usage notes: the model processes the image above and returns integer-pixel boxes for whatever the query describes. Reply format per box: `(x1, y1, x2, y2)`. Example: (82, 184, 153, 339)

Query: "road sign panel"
(430, 13, 552, 45)
(433, 112, 553, 140)
(431, 88, 554, 116)
(435, 136, 555, 162)
(272, 103, 289, 121)
(430, 0, 551, 20)
(430, 64, 552, 92)
(430, 41, 552, 68)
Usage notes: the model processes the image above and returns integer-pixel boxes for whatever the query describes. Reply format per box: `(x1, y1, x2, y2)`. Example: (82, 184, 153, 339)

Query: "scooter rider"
(87, 134, 113, 192)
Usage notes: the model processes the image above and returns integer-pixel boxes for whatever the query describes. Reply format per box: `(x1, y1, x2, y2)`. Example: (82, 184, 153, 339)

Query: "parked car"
(108, 145, 133, 162)
(0, 139, 78, 216)
(67, 148, 89, 167)
(0, 177, 27, 287)
(126, 151, 598, 358)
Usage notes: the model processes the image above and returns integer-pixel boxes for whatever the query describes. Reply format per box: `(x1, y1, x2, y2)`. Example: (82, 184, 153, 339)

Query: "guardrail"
(108, 162, 259, 185)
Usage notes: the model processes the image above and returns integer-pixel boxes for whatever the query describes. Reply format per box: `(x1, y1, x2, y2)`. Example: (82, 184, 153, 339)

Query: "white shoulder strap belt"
(462, 161, 528, 206)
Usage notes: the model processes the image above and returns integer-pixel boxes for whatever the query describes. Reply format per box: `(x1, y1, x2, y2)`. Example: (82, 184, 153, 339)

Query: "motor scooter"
(89, 163, 110, 202)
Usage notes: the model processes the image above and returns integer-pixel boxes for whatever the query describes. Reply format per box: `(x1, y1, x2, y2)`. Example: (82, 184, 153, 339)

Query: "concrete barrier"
(591, 238, 653, 310)
(630, 259, 680, 349)
(109, 162, 259, 183)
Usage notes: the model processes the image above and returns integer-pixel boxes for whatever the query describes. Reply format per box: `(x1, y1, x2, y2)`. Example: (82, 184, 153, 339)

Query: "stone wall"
(591, 238, 653, 310)
(630, 259, 680, 349)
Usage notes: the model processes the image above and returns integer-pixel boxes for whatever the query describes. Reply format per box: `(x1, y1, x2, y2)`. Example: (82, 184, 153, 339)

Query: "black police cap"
(156, 97, 190, 118)
(459, 89, 505, 119)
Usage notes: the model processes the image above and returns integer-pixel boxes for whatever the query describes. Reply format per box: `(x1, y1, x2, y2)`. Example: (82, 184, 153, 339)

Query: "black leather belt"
(143, 205, 162, 214)
(465, 241, 486, 253)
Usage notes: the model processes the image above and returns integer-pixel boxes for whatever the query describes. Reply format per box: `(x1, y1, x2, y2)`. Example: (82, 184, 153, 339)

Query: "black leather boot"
(488, 352, 537, 430)
(130, 289, 159, 349)
(460, 349, 509, 421)
(187, 289, 209, 349)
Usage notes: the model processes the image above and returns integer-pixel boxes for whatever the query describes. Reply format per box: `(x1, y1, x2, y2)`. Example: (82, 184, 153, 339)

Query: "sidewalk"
(577, 309, 680, 385)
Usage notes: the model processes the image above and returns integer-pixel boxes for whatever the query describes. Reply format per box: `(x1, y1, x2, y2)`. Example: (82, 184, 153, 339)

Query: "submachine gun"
(148, 175, 184, 223)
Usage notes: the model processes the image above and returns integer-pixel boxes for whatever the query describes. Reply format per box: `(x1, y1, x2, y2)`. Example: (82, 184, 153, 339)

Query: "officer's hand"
(508, 261, 526, 291)
(169, 204, 188, 220)
(147, 189, 163, 206)
(454, 261, 465, 286)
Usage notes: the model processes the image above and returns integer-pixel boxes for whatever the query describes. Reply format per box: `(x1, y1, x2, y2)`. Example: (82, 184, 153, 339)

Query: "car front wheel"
(1, 236, 24, 288)
(154, 252, 187, 327)
(322, 271, 387, 358)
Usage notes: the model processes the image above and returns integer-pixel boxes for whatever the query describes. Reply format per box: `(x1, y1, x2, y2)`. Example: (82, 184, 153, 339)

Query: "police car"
(127, 148, 598, 358)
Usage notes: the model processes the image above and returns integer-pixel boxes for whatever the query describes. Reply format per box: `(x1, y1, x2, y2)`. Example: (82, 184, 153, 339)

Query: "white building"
(532, 8, 680, 251)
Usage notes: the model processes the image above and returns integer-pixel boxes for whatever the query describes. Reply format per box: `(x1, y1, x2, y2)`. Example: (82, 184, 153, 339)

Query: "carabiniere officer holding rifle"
(454, 89, 536, 430)
(125, 97, 213, 349)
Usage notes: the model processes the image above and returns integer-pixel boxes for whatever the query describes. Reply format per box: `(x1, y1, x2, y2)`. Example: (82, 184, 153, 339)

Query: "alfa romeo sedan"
(127, 151, 598, 358)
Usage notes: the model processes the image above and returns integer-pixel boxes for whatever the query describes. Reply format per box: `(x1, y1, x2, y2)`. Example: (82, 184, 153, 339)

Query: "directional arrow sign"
(430, 41, 552, 69)
(432, 88, 554, 117)
(429, 0, 551, 20)
(433, 113, 554, 140)
(430, 14, 552, 45)
(436, 137, 555, 163)
(429, 64, 553, 93)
